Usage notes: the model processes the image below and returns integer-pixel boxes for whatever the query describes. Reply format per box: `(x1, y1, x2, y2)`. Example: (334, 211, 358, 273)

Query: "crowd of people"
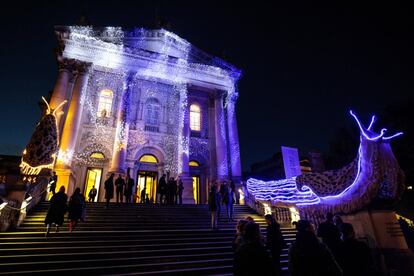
(208, 181, 238, 229)
(44, 186, 86, 236)
(232, 212, 375, 276)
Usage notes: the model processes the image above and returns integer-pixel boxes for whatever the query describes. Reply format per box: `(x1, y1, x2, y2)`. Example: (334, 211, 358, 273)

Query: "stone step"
(2, 202, 295, 275)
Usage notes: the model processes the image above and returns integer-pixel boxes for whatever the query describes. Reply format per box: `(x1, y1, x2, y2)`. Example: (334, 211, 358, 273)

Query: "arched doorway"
(83, 151, 106, 202)
(189, 160, 201, 204)
(136, 154, 158, 203)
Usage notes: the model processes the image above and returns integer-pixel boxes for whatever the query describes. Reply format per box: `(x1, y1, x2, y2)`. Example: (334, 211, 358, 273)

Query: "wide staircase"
(0, 202, 296, 275)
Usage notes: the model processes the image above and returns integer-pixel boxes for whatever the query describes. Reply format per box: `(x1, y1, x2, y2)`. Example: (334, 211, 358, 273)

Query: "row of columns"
(50, 58, 242, 197)
(51, 58, 91, 195)
(213, 91, 242, 185)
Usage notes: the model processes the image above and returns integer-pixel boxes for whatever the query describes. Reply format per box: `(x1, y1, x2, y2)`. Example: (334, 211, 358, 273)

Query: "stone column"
(109, 72, 134, 175)
(226, 95, 242, 184)
(49, 58, 73, 131)
(178, 85, 194, 204)
(214, 92, 229, 182)
(55, 62, 90, 195)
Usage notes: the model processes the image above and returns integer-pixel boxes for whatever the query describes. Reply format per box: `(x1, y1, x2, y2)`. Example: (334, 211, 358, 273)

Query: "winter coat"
(68, 193, 85, 221)
(289, 231, 342, 276)
(104, 177, 114, 199)
(208, 191, 219, 211)
(44, 191, 67, 226)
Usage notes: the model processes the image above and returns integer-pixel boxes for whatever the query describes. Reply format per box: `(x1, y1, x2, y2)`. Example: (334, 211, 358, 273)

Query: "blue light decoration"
(246, 110, 404, 213)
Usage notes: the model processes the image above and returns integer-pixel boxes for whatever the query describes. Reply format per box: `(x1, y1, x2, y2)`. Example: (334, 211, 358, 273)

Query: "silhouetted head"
(58, 186, 65, 193)
(333, 214, 343, 226)
(74, 187, 80, 195)
(236, 219, 248, 234)
(264, 214, 275, 225)
(326, 212, 334, 222)
(110, 173, 114, 178)
(296, 220, 313, 233)
(243, 222, 261, 243)
(340, 223, 355, 240)
(245, 216, 255, 223)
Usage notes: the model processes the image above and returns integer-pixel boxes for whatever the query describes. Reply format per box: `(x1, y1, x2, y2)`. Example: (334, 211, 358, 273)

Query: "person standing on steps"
(264, 214, 285, 275)
(177, 177, 184, 204)
(49, 171, 58, 195)
(115, 174, 125, 204)
(88, 186, 97, 202)
(158, 174, 167, 204)
(68, 188, 86, 232)
(124, 174, 134, 203)
(104, 173, 114, 208)
(44, 186, 67, 236)
(317, 212, 342, 258)
(208, 186, 220, 230)
(289, 219, 342, 276)
(224, 186, 236, 221)
(234, 221, 276, 275)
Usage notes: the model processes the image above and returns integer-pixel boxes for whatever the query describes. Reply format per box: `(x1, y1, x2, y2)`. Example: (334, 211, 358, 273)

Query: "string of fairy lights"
(55, 26, 240, 178)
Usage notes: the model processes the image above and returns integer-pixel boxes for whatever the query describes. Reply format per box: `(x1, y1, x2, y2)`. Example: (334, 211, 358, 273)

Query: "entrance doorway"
(136, 171, 158, 203)
(84, 168, 102, 202)
(192, 175, 200, 204)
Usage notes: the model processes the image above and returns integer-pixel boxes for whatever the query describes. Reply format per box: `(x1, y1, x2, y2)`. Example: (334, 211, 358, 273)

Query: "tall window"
(145, 98, 160, 126)
(190, 104, 201, 131)
(97, 89, 113, 118)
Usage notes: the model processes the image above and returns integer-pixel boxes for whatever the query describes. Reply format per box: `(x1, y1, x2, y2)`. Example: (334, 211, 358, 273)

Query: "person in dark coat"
(177, 178, 184, 204)
(289, 220, 342, 276)
(49, 171, 58, 195)
(68, 187, 86, 232)
(88, 186, 97, 202)
(115, 174, 125, 203)
(158, 174, 167, 204)
(317, 212, 342, 256)
(124, 175, 134, 203)
(264, 214, 285, 274)
(44, 186, 67, 236)
(233, 219, 248, 252)
(167, 177, 177, 204)
(224, 187, 236, 221)
(104, 173, 115, 208)
(208, 186, 220, 229)
(234, 221, 276, 276)
(336, 223, 374, 275)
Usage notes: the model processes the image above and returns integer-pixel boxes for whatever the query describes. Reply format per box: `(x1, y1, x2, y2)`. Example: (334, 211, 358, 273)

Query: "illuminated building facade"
(50, 26, 242, 203)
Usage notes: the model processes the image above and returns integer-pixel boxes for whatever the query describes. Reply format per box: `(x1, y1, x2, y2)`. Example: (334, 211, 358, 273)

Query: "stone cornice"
(55, 26, 241, 90)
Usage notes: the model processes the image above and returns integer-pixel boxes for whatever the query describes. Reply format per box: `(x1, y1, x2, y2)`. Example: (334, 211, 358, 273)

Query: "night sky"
(0, 1, 412, 171)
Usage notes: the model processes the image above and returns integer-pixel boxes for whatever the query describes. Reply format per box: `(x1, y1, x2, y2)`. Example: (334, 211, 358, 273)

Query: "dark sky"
(0, 1, 412, 171)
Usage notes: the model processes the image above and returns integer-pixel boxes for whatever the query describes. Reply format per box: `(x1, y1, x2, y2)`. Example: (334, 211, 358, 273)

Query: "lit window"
(189, 160, 200, 167)
(145, 98, 160, 126)
(90, 152, 105, 159)
(190, 104, 201, 131)
(97, 89, 113, 117)
(139, 154, 158, 163)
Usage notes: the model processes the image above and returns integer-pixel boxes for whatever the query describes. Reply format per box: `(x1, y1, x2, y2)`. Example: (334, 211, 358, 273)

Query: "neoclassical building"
(50, 26, 242, 204)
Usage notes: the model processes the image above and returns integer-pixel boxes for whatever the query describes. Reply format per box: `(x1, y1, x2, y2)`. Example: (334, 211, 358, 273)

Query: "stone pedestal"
(343, 210, 414, 275)
(343, 210, 407, 249)
(180, 175, 195, 204)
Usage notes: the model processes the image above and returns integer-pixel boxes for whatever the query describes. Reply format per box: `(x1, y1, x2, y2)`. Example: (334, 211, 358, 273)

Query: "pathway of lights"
(246, 111, 403, 207)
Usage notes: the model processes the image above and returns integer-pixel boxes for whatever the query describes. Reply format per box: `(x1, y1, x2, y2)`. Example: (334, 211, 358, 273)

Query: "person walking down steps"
(44, 186, 67, 237)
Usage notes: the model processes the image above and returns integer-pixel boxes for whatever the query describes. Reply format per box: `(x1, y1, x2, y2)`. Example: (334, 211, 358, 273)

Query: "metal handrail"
(0, 186, 48, 212)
